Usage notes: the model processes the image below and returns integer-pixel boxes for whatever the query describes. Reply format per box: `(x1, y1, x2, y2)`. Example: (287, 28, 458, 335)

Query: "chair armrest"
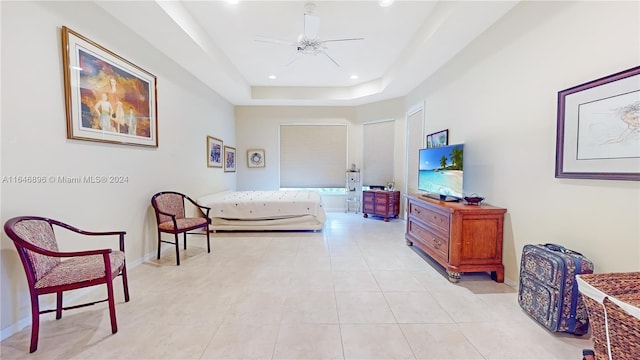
(184, 195, 211, 217)
(50, 220, 126, 252)
(18, 240, 112, 258)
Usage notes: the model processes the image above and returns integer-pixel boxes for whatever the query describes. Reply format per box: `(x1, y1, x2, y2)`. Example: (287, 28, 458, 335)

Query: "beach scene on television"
(419, 144, 464, 198)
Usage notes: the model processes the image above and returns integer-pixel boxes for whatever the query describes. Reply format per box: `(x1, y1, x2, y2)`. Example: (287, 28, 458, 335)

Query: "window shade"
(363, 120, 395, 186)
(280, 124, 347, 188)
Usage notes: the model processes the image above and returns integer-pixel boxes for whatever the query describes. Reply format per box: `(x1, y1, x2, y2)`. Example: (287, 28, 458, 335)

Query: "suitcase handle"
(543, 243, 584, 257)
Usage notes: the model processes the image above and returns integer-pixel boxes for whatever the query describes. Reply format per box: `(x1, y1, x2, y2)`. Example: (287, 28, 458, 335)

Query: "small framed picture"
(426, 129, 449, 148)
(224, 145, 236, 172)
(386, 181, 395, 191)
(207, 136, 223, 168)
(247, 149, 265, 168)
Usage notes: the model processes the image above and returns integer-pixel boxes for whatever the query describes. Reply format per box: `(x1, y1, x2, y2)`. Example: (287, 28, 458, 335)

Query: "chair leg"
(174, 233, 180, 266)
(29, 294, 40, 353)
(55, 292, 63, 319)
(183, 232, 187, 250)
(121, 263, 130, 302)
(157, 230, 162, 260)
(105, 277, 118, 334)
(206, 226, 211, 253)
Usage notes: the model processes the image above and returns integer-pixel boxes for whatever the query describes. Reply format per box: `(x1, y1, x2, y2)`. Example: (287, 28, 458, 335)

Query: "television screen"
(418, 144, 464, 200)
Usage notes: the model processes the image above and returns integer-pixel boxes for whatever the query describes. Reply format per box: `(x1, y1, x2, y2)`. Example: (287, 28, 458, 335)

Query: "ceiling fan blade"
(320, 38, 365, 44)
(318, 50, 340, 67)
(304, 13, 320, 39)
(255, 36, 297, 47)
(284, 52, 303, 67)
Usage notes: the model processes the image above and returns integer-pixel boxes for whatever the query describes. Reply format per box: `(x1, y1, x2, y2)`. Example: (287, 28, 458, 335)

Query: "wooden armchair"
(3, 216, 130, 353)
(151, 191, 211, 266)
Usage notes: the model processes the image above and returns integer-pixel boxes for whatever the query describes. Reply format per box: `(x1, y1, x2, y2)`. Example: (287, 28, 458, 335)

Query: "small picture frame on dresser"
(386, 181, 395, 191)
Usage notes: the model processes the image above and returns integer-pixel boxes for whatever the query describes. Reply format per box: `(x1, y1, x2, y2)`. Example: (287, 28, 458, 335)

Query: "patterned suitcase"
(518, 243, 594, 335)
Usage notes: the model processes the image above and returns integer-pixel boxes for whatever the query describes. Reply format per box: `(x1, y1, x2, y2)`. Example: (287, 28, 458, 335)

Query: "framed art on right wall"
(555, 66, 640, 181)
(426, 129, 448, 148)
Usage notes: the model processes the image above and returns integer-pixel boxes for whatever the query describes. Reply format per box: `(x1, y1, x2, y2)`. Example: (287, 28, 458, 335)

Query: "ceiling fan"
(255, 3, 364, 67)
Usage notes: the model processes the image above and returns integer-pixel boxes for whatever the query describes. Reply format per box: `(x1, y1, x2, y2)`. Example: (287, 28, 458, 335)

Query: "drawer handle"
(415, 209, 421, 214)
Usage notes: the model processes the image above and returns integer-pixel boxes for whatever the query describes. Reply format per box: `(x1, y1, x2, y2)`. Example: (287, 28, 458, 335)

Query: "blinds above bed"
(280, 124, 347, 188)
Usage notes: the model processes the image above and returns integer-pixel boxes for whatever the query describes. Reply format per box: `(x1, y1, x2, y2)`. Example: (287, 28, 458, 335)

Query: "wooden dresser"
(362, 190, 400, 222)
(405, 194, 506, 283)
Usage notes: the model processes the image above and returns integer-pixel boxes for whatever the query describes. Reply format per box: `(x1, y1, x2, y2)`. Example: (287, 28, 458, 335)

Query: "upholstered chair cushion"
(155, 193, 185, 223)
(158, 218, 208, 231)
(13, 220, 60, 281)
(34, 251, 126, 289)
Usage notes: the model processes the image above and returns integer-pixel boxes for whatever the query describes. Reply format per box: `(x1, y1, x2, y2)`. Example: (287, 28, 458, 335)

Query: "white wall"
(0, 1, 235, 335)
(406, 1, 640, 282)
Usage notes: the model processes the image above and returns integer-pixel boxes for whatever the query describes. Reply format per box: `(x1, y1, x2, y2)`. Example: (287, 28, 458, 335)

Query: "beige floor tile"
(400, 323, 484, 359)
(335, 292, 396, 324)
(200, 323, 279, 359)
(272, 324, 343, 359)
(372, 271, 427, 292)
(341, 324, 415, 359)
(289, 270, 335, 292)
(281, 291, 339, 324)
(384, 292, 454, 324)
(223, 291, 286, 324)
(332, 271, 381, 292)
(458, 320, 592, 359)
(331, 255, 371, 272)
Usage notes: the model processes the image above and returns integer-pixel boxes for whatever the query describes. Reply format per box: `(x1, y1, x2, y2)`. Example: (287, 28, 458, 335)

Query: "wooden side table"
(362, 190, 400, 222)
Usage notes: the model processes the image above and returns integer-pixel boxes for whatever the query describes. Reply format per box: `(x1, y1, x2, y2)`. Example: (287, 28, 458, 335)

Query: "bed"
(196, 190, 326, 232)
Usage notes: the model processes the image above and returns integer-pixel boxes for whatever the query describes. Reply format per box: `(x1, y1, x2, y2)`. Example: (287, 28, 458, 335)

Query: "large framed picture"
(426, 129, 448, 148)
(224, 146, 236, 173)
(207, 136, 223, 168)
(247, 149, 265, 168)
(555, 66, 640, 181)
(62, 26, 158, 147)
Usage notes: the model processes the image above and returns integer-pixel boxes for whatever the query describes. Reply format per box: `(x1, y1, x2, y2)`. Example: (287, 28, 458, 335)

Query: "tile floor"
(0, 212, 594, 359)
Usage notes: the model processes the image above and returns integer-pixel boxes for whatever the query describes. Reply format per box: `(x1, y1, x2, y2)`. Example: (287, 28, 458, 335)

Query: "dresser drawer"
(408, 220, 449, 261)
(409, 202, 450, 235)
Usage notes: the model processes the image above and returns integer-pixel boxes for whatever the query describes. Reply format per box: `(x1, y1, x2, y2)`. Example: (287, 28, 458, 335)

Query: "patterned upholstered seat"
(3, 216, 130, 353)
(151, 191, 211, 266)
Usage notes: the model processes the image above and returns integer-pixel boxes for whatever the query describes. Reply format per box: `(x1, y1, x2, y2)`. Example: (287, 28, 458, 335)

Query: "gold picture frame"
(61, 26, 158, 147)
(386, 181, 395, 191)
(207, 136, 223, 168)
(224, 146, 236, 173)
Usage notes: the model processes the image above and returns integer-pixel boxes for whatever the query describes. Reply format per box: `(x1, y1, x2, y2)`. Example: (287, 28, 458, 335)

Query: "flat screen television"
(418, 144, 464, 201)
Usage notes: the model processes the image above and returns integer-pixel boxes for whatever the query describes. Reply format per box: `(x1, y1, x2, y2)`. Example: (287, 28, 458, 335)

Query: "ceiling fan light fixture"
(268, 75, 277, 80)
(379, 0, 394, 7)
(350, 74, 359, 80)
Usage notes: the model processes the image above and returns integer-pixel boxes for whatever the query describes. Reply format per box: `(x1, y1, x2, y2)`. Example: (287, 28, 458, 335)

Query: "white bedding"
(196, 190, 326, 231)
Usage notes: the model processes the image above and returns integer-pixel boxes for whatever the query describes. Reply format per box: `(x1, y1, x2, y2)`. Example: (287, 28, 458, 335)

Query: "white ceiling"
(96, 1, 519, 106)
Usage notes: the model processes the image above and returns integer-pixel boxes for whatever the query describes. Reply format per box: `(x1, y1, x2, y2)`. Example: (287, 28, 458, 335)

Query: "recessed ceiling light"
(379, 0, 394, 7)
(350, 74, 359, 80)
(268, 75, 277, 80)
